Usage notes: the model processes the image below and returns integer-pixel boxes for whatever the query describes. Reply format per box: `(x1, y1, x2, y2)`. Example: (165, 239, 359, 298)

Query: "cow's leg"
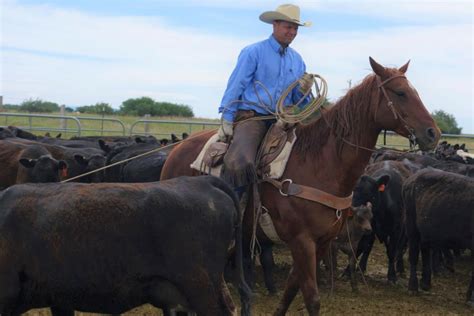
(442, 247, 454, 273)
(467, 233, 474, 307)
(259, 243, 277, 294)
(408, 236, 420, 293)
(349, 254, 358, 292)
(468, 274, 474, 307)
(358, 232, 375, 273)
(386, 233, 398, 283)
(396, 235, 407, 277)
(431, 247, 442, 276)
(0, 270, 21, 316)
(420, 242, 432, 291)
(50, 307, 74, 316)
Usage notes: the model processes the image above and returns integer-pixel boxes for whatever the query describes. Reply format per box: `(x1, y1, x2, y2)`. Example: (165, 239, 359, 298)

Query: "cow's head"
(19, 155, 68, 183)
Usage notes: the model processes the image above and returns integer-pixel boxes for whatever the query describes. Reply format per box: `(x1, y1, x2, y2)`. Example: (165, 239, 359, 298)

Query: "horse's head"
(369, 57, 440, 151)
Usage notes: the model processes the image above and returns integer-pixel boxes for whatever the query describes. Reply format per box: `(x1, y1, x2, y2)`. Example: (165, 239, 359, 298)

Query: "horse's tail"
(206, 175, 252, 316)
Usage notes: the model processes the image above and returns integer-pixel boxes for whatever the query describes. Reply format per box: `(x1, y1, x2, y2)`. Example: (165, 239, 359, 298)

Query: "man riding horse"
(217, 3, 314, 192)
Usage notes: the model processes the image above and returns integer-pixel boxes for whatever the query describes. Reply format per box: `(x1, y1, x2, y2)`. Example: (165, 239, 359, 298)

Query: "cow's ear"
(58, 160, 68, 170)
(460, 144, 466, 151)
(19, 158, 37, 168)
(98, 139, 110, 153)
(376, 174, 390, 191)
(56, 133, 62, 138)
(74, 154, 88, 165)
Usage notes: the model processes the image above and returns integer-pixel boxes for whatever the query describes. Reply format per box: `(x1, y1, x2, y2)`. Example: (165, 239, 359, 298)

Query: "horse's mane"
(294, 68, 399, 158)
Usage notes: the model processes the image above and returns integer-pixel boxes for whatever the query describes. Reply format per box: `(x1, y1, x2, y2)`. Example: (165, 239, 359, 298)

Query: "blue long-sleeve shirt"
(219, 35, 308, 122)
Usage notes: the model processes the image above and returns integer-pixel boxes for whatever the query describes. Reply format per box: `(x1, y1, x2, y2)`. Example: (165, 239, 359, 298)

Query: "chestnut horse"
(160, 57, 440, 315)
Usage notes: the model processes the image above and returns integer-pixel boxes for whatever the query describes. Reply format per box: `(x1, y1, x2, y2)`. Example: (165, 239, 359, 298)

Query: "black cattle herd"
(0, 125, 472, 315)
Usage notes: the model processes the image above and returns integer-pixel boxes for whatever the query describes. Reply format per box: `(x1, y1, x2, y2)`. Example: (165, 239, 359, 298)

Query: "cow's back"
(0, 176, 237, 314)
(403, 169, 474, 247)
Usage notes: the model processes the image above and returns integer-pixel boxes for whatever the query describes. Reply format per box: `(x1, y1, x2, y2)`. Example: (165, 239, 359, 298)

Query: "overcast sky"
(1, 0, 473, 133)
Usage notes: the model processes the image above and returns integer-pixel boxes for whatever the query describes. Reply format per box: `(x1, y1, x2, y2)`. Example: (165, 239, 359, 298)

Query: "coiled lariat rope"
(221, 73, 328, 125)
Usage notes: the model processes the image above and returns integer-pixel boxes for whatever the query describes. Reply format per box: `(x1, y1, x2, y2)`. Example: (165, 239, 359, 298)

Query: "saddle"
(190, 122, 297, 181)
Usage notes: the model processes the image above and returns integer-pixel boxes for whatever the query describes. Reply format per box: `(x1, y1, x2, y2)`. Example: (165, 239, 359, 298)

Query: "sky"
(1, 0, 473, 133)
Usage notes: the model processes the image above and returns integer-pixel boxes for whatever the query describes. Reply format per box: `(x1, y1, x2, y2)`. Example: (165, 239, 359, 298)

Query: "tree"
(77, 102, 114, 115)
(19, 99, 60, 113)
(119, 97, 194, 117)
(431, 110, 462, 134)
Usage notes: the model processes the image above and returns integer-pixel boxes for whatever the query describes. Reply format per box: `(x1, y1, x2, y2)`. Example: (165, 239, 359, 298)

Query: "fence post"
(60, 105, 66, 131)
(144, 114, 150, 135)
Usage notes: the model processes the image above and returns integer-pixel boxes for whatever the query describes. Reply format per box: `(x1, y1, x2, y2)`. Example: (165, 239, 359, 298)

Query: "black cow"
(351, 160, 412, 283)
(104, 142, 168, 182)
(0, 176, 251, 316)
(0, 141, 67, 189)
(4, 138, 106, 183)
(403, 168, 473, 306)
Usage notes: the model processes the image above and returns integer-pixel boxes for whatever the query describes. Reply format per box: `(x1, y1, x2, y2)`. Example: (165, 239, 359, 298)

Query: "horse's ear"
(369, 57, 387, 78)
(399, 60, 410, 74)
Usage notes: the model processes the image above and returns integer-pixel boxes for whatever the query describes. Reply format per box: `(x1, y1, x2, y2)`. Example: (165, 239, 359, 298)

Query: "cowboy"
(217, 4, 313, 190)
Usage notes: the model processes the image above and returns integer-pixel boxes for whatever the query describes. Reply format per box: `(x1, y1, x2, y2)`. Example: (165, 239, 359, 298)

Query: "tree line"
(2, 97, 194, 118)
(1, 98, 464, 134)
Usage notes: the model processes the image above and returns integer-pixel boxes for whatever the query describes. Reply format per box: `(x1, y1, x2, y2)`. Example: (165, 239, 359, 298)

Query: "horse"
(160, 57, 440, 315)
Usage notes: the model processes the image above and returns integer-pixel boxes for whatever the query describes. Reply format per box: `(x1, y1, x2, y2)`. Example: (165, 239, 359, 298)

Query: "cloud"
(1, 0, 472, 133)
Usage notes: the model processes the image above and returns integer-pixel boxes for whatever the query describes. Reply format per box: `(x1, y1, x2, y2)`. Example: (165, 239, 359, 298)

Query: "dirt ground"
(25, 242, 472, 316)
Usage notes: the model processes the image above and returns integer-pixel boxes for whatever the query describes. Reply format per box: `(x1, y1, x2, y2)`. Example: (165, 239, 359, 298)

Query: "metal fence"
(1, 112, 473, 150)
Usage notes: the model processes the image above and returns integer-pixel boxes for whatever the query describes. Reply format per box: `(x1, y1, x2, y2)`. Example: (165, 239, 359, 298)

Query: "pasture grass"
(1, 111, 473, 150)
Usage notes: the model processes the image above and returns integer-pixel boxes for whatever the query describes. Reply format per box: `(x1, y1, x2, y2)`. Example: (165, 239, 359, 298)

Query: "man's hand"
(217, 119, 233, 142)
(298, 73, 314, 95)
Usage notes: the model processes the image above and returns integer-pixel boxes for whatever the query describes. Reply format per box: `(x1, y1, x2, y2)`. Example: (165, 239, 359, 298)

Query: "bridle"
(377, 74, 418, 148)
(321, 73, 419, 153)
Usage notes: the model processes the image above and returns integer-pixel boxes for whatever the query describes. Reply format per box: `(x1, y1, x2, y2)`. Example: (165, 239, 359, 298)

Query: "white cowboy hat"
(259, 4, 312, 27)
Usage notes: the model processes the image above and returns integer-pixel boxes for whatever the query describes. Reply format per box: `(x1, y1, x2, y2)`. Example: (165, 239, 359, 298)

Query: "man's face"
(273, 20, 299, 46)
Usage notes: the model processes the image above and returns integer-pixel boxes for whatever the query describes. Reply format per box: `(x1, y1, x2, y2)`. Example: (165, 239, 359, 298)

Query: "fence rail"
(1, 112, 473, 150)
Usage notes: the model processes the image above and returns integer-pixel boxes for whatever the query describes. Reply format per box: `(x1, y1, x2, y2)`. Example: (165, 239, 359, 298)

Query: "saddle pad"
(190, 133, 222, 177)
(265, 128, 297, 179)
(259, 207, 282, 243)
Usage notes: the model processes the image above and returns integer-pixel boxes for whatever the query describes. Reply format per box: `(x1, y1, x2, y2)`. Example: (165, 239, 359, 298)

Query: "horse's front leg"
(274, 237, 319, 316)
(273, 265, 300, 316)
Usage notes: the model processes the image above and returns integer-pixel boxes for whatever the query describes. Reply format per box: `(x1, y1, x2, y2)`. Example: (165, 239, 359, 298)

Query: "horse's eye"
(395, 91, 406, 97)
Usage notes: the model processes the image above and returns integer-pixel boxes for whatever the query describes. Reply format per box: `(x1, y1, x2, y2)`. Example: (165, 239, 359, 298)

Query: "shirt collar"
(269, 35, 288, 56)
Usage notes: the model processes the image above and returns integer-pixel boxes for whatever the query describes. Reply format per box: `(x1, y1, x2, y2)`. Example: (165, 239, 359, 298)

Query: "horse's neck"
(293, 93, 381, 196)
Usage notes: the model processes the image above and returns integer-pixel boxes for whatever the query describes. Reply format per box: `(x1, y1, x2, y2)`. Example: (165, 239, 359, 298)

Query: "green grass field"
(1, 111, 473, 150)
